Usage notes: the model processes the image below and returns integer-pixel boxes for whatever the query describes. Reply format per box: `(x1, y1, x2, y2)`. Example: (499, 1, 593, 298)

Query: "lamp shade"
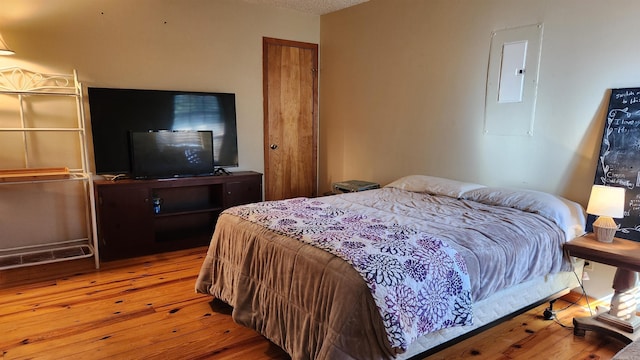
(586, 185, 625, 218)
(0, 34, 15, 55)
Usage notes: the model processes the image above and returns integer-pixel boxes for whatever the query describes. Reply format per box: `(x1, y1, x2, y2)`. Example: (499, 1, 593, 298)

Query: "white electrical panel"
(484, 24, 543, 136)
(498, 40, 528, 103)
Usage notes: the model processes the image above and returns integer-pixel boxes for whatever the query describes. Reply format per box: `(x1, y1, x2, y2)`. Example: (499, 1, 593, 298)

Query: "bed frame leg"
(543, 299, 557, 320)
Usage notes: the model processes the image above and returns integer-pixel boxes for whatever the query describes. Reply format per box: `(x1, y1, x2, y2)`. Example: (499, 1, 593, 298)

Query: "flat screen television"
(130, 131, 214, 179)
(88, 87, 238, 177)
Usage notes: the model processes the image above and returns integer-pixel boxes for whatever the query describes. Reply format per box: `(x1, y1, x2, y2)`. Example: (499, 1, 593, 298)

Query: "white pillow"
(385, 175, 485, 198)
(461, 187, 587, 240)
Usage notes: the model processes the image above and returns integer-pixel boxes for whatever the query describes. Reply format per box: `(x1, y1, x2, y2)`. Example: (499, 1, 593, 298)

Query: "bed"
(195, 175, 587, 359)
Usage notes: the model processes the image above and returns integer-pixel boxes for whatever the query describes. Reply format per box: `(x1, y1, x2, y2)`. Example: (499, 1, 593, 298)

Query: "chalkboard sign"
(589, 88, 640, 241)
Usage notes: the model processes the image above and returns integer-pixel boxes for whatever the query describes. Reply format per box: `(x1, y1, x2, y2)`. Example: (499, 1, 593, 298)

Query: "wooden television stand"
(94, 171, 262, 261)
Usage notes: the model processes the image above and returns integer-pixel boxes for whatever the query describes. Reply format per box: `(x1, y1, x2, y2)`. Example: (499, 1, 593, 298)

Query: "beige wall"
(0, 0, 319, 247)
(320, 0, 640, 207)
(0, 0, 320, 174)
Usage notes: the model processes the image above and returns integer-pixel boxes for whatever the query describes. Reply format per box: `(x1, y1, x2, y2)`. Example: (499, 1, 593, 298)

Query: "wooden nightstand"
(331, 180, 380, 193)
(564, 234, 640, 344)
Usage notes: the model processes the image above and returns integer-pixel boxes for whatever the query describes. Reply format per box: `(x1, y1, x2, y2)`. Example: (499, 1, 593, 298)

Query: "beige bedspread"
(195, 188, 572, 360)
(196, 214, 395, 359)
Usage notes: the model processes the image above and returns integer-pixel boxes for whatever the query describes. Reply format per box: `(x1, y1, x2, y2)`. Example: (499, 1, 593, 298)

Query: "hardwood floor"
(0, 247, 626, 359)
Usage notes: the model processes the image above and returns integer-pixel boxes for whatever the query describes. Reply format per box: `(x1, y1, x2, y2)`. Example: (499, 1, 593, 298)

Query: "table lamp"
(586, 184, 625, 243)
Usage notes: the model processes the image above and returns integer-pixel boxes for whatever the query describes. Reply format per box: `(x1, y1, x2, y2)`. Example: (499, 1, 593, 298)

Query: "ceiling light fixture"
(0, 34, 15, 55)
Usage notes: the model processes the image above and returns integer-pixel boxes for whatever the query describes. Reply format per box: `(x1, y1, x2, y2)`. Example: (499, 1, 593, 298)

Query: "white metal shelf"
(0, 127, 84, 131)
(0, 173, 89, 185)
(0, 90, 79, 96)
(0, 67, 99, 270)
(0, 67, 79, 93)
(0, 239, 94, 270)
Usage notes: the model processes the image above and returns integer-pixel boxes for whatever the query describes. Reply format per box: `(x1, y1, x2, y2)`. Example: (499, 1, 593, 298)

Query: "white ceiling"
(242, 0, 369, 15)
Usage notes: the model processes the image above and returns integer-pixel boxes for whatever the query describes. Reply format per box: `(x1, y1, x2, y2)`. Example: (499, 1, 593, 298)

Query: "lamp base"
(593, 216, 618, 243)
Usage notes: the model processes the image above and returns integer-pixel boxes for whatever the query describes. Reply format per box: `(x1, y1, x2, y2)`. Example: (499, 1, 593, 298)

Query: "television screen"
(88, 87, 238, 175)
(130, 131, 214, 179)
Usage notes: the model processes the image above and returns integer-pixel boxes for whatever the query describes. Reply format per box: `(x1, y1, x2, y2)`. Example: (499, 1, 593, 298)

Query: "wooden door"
(263, 37, 318, 200)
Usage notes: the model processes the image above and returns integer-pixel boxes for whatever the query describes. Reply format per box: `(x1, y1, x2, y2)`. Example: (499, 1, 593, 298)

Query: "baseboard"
(562, 289, 607, 310)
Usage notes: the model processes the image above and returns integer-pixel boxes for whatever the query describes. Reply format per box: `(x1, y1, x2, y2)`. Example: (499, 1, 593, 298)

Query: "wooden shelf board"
(0, 167, 71, 182)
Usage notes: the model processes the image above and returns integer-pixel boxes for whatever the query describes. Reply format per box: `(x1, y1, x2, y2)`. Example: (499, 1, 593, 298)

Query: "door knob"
(270, 144, 278, 150)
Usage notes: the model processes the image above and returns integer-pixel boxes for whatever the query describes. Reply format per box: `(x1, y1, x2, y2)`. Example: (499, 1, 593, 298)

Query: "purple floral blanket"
(224, 197, 472, 351)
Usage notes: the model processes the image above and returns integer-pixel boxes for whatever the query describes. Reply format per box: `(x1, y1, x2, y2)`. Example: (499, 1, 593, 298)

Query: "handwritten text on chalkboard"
(591, 88, 640, 241)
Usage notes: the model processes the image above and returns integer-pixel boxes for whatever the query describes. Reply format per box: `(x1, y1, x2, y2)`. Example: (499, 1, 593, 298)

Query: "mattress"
(316, 186, 575, 302)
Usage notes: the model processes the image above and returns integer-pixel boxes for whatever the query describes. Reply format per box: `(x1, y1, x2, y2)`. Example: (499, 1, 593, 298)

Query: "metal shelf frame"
(0, 67, 99, 270)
